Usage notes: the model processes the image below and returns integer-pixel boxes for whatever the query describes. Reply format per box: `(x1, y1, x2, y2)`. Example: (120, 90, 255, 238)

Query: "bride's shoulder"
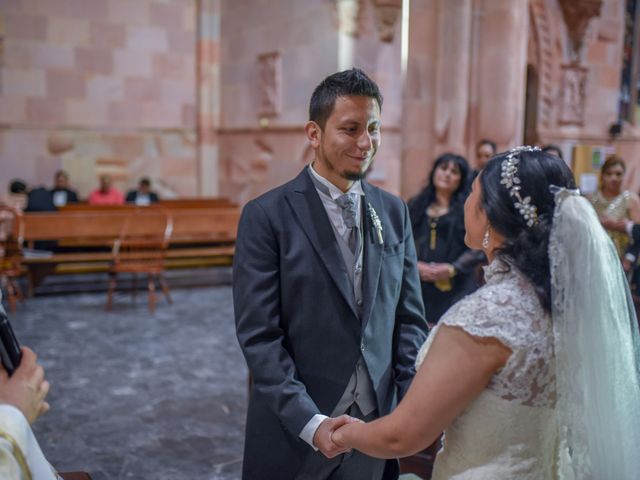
(438, 270, 545, 349)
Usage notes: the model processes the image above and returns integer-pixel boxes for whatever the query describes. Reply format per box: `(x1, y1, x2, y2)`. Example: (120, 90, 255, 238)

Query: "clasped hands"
(418, 261, 453, 282)
(313, 415, 363, 458)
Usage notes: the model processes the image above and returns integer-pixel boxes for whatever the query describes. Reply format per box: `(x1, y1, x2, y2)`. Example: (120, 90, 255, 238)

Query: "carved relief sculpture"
(558, 0, 603, 57)
(257, 52, 282, 118)
(330, 0, 363, 37)
(371, 0, 402, 43)
(559, 64, 588, 126)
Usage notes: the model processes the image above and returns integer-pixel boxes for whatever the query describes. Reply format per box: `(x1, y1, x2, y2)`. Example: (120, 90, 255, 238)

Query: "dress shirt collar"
(308, 163, 364, 200)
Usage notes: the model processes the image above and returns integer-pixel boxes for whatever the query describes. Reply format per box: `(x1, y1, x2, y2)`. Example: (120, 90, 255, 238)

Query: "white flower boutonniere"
(367, 202, 384, 246)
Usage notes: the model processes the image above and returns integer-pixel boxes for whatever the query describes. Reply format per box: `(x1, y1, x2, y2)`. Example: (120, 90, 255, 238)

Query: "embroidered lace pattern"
(417, 259, 555, 408)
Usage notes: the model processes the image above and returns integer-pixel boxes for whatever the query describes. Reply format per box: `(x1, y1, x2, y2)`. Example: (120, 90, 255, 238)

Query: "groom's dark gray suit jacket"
(233, 169, 427, 479)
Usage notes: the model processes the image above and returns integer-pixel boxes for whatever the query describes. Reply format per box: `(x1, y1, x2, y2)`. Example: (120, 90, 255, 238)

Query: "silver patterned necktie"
(335, 193, 360, 255)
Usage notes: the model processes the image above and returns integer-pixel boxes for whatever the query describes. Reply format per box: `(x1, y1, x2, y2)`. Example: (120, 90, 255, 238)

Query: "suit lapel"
(360, 182, 384, 331)
(285, 170, 359, 318)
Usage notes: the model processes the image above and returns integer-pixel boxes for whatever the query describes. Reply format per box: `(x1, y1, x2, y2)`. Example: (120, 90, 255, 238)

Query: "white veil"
(549, 187, 640, 479)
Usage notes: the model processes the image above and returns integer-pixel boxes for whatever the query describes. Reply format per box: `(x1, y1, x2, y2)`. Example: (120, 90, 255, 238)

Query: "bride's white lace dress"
(417, 259, 557, 479)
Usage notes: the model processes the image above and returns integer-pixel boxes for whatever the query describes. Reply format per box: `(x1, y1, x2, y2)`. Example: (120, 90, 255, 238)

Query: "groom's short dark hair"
(309, 68, 383, 129)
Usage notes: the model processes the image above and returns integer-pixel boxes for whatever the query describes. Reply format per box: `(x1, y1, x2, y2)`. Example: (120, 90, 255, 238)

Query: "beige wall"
(1, 0, 638, 204)
(0, 0, 198, 198)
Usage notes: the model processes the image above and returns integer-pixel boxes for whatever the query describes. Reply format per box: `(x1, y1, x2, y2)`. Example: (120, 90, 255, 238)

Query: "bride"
(331, 147, 640, 479)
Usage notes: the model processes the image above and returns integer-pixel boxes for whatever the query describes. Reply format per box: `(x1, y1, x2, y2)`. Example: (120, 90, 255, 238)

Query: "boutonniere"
(367, 202, 384, 246)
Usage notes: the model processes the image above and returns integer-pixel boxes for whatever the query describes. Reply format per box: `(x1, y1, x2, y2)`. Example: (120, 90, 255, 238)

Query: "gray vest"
(326, 202, 377, 417)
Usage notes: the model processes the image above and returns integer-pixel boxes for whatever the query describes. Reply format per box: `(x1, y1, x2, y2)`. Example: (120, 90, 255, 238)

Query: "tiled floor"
(8, 268, 246, 480)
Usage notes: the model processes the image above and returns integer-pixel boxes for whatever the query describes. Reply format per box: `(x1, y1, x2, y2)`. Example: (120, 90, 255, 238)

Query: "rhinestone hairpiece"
(500, 146, 541, 227)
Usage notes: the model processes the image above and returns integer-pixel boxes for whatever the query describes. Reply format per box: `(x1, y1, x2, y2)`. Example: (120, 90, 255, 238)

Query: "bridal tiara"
(500, 146, 540, 228)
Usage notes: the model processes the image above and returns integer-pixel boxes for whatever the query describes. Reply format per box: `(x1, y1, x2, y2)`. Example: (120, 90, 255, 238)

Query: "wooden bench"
(18, 205, 240, 290)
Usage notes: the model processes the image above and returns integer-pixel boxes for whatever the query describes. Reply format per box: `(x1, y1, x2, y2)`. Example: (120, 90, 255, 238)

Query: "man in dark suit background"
(126, 177, 159, 206)
(50, 170, 79, 207)
(233, 69, 427, 480)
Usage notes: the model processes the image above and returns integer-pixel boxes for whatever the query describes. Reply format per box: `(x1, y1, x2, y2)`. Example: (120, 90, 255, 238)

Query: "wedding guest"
(125, 178, 159, 206)
(589, 155, 640, 258)
(474, 139, 497, 173)
(87, 175, 124, 206)
(332, 147, 640, 479)
(408, 153, 480, 326)
(50, 170, 79, 207)
(541, 144, 563, 160)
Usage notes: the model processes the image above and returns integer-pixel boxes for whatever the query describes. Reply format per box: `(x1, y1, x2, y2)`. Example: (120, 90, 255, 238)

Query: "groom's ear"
(304, 121, 321, 149)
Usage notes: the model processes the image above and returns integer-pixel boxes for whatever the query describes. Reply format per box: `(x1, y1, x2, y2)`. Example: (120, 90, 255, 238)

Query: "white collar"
(309, 163, 365, 200)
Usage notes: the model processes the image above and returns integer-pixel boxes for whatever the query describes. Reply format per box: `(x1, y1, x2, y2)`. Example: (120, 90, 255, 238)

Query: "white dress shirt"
(298, 164, 365, 450)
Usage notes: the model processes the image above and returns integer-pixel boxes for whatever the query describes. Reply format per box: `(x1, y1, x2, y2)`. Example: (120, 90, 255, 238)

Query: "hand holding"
(314, 415, 358, 458)
(0, 347, 50, 424)
(600, 216, 627, 233)
(330, 416, 364, 448)
(429, 263, 454, 281)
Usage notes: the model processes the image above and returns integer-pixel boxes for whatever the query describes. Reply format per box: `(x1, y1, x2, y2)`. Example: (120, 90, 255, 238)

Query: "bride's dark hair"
(479, 149, 577, 312)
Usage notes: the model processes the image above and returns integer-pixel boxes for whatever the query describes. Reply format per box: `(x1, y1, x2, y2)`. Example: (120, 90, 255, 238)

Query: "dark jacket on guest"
(25, 187, 56, 212)
(125, 190, 159, 204)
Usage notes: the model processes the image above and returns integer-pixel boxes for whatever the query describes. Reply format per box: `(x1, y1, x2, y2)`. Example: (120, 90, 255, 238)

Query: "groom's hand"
(313, 415, 354, 458)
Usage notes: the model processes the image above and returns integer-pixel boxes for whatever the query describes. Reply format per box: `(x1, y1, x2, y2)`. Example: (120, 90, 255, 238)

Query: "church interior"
(0, 0, 639, 479)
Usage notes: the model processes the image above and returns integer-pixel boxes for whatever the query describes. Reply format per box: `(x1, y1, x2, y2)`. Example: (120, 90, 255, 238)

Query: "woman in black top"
(408, 153, 480, 326)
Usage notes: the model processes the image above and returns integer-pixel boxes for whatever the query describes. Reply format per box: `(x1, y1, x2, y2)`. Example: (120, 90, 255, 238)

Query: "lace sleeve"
(438, 281, 535, 353)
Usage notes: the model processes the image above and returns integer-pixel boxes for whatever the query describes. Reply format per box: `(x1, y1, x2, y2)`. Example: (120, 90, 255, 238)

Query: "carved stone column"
(475, 0, 529, 149)
(196, 0, 221, 196)
(434, 0, 473, 153)
(558, 0, 602, 60)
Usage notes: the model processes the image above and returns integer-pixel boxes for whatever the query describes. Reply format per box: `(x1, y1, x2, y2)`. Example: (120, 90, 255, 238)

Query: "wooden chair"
(106, 209, 173, 313)
(0, 206, 26, 313)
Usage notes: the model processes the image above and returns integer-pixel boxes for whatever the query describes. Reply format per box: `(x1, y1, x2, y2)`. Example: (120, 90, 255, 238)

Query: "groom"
(233, 68, 427, 480)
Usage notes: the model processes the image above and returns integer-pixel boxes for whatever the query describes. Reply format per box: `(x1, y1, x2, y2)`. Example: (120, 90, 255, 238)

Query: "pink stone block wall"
(0, 0, 198, 197)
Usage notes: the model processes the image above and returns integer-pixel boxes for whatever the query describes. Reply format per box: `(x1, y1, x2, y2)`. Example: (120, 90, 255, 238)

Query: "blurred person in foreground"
(0, 293, 58, 479)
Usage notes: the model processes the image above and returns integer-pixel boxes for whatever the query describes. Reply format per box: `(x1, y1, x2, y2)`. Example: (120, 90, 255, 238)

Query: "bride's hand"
(331, 415, 364, 447)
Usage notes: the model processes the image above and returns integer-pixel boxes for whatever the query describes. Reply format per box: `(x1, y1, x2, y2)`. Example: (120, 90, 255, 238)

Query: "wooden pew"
(59, 197, 236, 212)
(19, 205, 240, 289)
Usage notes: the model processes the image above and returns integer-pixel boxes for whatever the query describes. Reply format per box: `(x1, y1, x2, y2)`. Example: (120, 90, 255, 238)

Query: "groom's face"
(307, 95, 381, 190)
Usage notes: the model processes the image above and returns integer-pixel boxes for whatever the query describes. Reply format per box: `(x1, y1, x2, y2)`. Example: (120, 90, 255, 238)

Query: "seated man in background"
(50, 171, 79, 208)
(125, 177, 159, 206)
(87, 175, 124, 206)
(7, 180, 57, 213)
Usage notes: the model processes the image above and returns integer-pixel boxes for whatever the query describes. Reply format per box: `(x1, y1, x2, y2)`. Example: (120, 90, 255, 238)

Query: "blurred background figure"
(472, 139, 497, 178)
(126, 178, 159, 206)
(7, 180, 56, 213)
(4, 181, 29, 213)
(408, 153, 480, 326)
(541, 144, 564, 160)
(87, 176, 124, 206)
(589, 155, 640, 259)
(50, 171, 79, 208)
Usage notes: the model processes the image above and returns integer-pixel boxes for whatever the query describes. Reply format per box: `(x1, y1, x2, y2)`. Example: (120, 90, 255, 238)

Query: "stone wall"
(0, 0, 198, 198)
(217, 0, 405, 204)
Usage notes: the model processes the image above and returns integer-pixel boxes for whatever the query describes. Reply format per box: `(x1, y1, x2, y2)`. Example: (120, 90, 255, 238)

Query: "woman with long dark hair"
(331, 147, 640, 479)
(408, 153, 478, 325)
